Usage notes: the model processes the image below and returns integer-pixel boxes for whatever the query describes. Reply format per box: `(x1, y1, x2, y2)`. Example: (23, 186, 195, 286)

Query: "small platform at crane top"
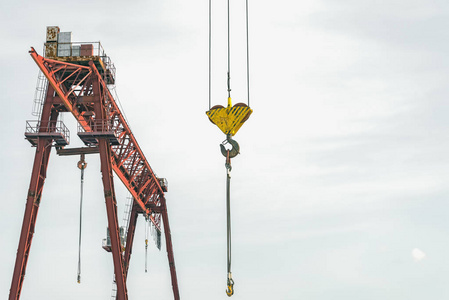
(44, 26, 116, 85)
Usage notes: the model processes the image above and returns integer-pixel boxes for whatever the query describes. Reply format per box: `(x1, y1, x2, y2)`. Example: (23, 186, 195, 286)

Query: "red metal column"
(98, 139, 128, 300)
(9, 86, 58, 300)
(160, 196, 180, 300)
(92, 74, 128, 300)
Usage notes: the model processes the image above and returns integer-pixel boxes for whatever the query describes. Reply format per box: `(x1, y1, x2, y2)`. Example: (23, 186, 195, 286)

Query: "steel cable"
(246, 0, 250, 107)
(145, 216, 149, 273)
(209, 0, 212, 110)
(226, 171, 231, 274)
(77, 167, 84, 283)
(227, 0, 231, 98)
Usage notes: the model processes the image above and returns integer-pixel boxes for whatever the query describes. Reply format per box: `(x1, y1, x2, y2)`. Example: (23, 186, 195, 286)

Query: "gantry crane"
(9, 26, 179, 300)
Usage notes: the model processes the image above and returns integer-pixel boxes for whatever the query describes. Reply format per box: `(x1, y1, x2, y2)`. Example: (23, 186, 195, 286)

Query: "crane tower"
(9, 26, 180, 300)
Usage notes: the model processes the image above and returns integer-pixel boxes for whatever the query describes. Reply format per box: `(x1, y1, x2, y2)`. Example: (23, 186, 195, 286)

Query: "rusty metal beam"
(92, 75, 128, 300)
(160, 196, 180, 300)
(9, 87, 58, 300)
(56, 147, 100, 156)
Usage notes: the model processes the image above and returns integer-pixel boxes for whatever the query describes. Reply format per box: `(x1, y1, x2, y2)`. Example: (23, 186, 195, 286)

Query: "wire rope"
(209, 0, 212, 110)
(227, 0, 231, 99)
(246, 0, 250, 107)
(77, 165, 84, 284)
(226, 170, 232, 275)
(145, 216, 149, 273)
(209, 0, 251, 109)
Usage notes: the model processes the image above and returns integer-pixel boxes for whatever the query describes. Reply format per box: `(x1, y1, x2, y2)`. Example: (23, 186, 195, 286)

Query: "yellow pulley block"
(206, 98, 253, 136)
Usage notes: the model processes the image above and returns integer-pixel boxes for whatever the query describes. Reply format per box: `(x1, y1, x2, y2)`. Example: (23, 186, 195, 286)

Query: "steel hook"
(77, 154, 87, 170)
(220, 135, 240, 159)
(226, 277, 234, 297)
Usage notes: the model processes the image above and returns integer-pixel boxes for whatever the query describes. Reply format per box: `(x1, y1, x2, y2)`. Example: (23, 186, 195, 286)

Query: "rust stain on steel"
(46, 26, 59, 42)
(44, 43, 57, 58)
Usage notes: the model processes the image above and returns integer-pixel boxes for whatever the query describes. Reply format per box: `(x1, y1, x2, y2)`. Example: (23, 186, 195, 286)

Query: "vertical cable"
(208, 0, 212, 110)
(145, 216, 149, 273)
(246, 0, 250, 107)
(77, 166, 84, 284)
(227, 0, 231, 99)
(226, 171, 231, 275)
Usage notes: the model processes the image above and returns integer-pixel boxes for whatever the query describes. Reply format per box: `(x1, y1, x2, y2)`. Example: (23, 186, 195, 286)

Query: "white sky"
(1, 0, 449, 299)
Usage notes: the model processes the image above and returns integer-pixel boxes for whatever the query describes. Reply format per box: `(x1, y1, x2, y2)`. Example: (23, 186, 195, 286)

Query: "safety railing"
(77, 118, 118, 134)
(44, 41, 116, 83)
(25, 120, 70, 145)
(25, 120, 69, 138)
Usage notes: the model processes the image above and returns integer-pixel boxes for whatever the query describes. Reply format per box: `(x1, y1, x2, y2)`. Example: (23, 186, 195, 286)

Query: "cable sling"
(145, 216, 149, 273)
(225, 149, 234, 296)
(77, 154, 87, 284)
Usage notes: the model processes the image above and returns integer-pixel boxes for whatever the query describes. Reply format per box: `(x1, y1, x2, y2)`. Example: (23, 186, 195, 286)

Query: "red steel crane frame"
(9, 48, 180, 300)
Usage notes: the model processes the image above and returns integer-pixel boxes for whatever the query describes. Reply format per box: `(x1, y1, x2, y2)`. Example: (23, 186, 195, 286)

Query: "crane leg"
(98, 138, 128, 300)
(91, 69, 128, 300)
(160, 196, 180, 300)
(9, 88, 58, 300)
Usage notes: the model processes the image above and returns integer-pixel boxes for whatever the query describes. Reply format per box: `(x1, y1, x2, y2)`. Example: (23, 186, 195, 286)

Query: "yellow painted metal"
(206, 100, 253, 136)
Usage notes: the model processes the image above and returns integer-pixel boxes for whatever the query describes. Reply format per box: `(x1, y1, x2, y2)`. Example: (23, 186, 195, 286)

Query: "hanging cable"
(246, 0, 250, 107)
(227, 0, 231, 100)
(224, 146, 235, 297)
(145, 215, 149, 273)
(209, 0, 212, 110)
(77, 154, 87, 284)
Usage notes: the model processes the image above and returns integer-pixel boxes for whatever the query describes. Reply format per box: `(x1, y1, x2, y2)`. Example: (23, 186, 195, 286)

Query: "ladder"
(110, 195, 133, 299)
(111, 276, 117, 299)
(31, 71, 48, 119)
(122, 195, 133, 237)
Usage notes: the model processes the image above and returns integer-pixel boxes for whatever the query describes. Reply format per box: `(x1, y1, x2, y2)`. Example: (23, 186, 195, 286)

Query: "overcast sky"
(1, 0, 449, 299)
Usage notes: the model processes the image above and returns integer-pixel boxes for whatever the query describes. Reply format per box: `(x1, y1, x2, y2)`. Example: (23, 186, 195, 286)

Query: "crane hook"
(226, 274, 234, 297)
(77, 154, 87, 170)
(220, 135, 240, 159)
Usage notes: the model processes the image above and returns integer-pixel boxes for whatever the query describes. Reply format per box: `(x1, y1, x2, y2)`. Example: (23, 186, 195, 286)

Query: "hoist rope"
(227, 0, 231, 99)
(77, 165, 84, 283)
(77, 155, 87, 284)
(208, 0, 212, 110)
(225, 150, 234, 296)
(245, 0, 250, 106)
(226, 167, 232, 276)
(145, 216, 149, 273)
(208, 0, 250, 108)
